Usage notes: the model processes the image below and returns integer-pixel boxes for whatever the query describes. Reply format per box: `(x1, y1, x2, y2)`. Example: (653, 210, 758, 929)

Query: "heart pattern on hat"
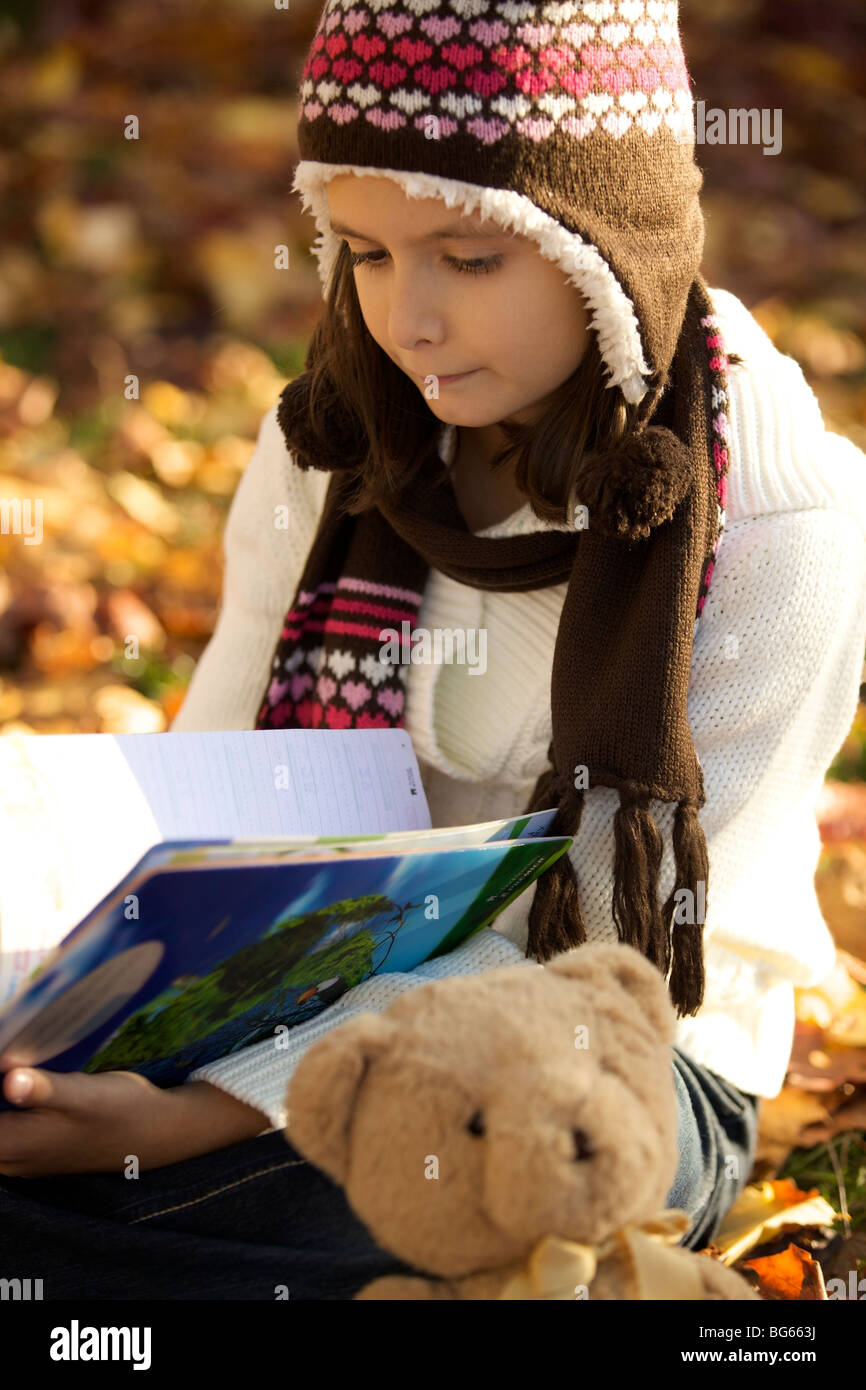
(299, 0, 693, 146)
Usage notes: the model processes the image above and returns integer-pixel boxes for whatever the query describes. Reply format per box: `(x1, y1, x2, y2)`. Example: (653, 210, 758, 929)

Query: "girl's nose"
(387, 268, 446, 353)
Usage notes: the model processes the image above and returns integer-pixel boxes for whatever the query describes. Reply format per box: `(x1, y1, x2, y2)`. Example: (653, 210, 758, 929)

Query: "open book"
(0, 729, 570, 1095)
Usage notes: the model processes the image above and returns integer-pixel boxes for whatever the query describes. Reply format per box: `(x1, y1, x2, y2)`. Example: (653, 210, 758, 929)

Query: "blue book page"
(0, 834, 571, 1100)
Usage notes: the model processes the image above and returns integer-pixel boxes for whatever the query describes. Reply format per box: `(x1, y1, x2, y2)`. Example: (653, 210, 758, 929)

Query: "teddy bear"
(284, 940, 760, 1300)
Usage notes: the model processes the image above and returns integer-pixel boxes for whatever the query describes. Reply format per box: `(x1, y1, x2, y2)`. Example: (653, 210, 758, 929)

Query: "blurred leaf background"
(0, 0, 863, 744)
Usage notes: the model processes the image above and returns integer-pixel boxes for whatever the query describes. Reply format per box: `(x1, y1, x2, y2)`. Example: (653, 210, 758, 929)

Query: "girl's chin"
(426, 409, 504, 430)
(420, 393, 513, 427)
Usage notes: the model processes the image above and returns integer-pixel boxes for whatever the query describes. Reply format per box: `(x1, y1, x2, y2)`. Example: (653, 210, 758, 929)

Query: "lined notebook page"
(0, 728, 429, 1003)
(113, 729, 428, 840)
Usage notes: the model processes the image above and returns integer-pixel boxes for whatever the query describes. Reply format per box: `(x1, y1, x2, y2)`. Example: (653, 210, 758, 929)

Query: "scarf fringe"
(612, 786, 666, 969)
(661, 799, 709, 1018)
(525, 760, 708, 1019)
(525, 762, 587, 961)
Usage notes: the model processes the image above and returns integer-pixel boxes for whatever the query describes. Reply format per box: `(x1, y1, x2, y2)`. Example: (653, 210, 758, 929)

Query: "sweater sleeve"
(672, 501, 866, 1089)
(170, 402, 329, 733)
(661, 293, 866, 1090)
(186, 928, 531, 1131)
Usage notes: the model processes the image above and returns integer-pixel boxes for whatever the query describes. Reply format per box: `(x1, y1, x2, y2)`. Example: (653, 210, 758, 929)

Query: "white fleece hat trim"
(292, 160, 652, 405)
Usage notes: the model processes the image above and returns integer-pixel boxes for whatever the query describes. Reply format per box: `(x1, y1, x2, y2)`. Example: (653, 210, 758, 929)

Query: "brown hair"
(277, 240, 643, 521)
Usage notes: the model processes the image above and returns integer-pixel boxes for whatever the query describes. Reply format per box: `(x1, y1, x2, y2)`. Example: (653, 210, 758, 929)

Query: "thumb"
(3, 1066, 64, 1109)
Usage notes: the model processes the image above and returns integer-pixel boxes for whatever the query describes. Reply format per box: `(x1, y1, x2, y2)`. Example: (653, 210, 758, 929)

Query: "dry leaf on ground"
(713, 1179, 838, 1265)
(741, 1243, 827, 1300)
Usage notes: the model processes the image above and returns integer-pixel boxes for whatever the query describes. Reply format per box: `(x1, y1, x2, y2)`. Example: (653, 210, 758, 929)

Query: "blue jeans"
(0, 1047, 758, 1300)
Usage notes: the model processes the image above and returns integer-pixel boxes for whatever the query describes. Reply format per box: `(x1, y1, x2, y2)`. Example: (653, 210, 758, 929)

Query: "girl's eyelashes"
(348, 249, 503, 277)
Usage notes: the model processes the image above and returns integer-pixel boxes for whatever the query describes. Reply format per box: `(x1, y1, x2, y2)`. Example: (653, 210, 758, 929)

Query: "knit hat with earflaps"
(256, 0, 735, 1017)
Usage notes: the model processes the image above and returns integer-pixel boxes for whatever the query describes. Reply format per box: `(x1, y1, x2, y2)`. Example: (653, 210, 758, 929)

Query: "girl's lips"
(418, 369, 480, 385)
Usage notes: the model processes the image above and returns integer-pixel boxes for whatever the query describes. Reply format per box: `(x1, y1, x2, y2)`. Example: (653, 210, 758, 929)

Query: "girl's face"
(325, 176, 590, 428)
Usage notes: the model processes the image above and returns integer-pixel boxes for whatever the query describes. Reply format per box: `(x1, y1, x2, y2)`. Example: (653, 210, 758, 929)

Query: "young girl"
(2, 0, 865, 1300)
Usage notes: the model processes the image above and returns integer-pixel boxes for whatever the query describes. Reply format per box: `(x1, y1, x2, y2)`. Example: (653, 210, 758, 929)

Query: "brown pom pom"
(570, 425, 694, 541)
(276, 371, 366, 474)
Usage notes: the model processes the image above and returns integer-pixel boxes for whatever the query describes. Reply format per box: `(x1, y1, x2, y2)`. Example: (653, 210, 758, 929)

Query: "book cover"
(0, 820, 571, 1097)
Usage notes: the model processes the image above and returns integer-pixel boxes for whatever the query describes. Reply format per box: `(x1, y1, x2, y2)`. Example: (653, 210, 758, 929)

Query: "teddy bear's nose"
(572, 1127, 595, 1161)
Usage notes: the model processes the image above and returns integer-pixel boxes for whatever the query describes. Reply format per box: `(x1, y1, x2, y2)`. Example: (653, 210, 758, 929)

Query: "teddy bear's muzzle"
(477, 1068, 677, 1250)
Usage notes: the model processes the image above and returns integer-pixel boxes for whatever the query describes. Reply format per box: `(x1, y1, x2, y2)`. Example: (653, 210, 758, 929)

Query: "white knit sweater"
(174, 287, 866, 1128)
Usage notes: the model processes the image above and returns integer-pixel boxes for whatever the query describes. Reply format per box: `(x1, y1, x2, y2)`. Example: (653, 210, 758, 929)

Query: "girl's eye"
(348, 250, 502, 277)
(446, 255, 502, 276)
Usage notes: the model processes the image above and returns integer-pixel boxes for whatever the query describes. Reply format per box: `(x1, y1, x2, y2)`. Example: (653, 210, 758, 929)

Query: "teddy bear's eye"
(466, 1110, 485, 1137)
(572, 1127, 594, 1161)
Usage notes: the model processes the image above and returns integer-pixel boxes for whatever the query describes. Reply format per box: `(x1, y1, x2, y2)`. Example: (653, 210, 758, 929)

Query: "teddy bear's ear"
(285, 1012, 397, 1187)
(544, 942, 677, 1043)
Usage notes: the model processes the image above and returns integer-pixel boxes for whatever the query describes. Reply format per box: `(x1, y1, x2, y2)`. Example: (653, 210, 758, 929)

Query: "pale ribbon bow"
(499, 1209, 707, 1300)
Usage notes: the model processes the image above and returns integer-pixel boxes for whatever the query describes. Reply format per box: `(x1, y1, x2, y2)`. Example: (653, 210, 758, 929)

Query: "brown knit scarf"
(254, 274, 732, 1018)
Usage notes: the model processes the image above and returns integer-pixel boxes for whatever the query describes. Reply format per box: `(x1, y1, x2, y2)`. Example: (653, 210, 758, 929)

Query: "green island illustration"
(82, 892, 415, 1077)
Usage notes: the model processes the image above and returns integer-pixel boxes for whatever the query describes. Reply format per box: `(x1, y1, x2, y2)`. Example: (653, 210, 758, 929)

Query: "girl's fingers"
(3, 1067, 61, 1109)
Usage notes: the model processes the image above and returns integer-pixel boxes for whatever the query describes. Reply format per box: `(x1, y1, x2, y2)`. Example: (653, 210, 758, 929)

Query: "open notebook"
(0, 729, 570, 1093)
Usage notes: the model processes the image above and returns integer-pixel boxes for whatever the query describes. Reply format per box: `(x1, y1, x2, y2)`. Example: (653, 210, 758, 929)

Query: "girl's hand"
(0, 1066, 270, 1178)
